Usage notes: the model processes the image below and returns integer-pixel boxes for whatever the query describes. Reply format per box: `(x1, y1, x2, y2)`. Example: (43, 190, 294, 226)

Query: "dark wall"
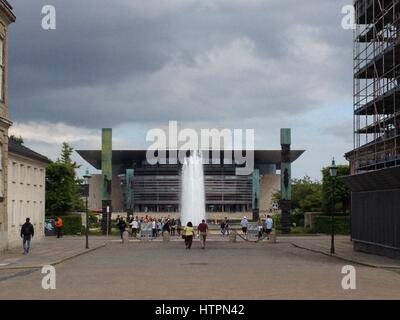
(352, 190, 400, 250)
(342, 167, 400, 259)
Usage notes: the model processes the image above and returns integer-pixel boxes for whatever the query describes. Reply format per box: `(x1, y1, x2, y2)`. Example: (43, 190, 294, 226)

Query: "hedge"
(62, 214, 83, 235)
(272, 213, 350, 234)
(272, 214, 281, 231)
(312, 215, 350, 235)
(290, 213, 304, 227)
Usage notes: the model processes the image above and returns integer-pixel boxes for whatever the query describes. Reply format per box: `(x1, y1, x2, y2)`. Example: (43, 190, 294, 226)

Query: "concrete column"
(280, 128, 292, 234)
(252, 169, 260, 221)
(126, 169, 134, 214)
(102, 128, 112, 235)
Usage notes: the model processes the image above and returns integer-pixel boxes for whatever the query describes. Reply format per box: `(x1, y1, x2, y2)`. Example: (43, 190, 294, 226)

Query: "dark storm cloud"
(8, 0, 352, 128)
(9, 0, 174, 93)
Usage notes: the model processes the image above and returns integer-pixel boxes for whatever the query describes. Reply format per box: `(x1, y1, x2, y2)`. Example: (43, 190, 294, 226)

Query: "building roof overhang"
(76, 149, 305, 171)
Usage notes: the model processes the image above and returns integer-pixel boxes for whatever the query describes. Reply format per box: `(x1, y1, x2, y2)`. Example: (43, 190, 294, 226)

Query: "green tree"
(322, 165, 350, 215)
(272, 176, 323, 213)
(9, 135, 24, 145)
(45, 142, 84, 215)
(59, 142, 79, 168)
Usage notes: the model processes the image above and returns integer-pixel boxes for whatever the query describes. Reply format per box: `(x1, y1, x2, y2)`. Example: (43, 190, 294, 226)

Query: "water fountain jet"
(181, 151, 206, 227)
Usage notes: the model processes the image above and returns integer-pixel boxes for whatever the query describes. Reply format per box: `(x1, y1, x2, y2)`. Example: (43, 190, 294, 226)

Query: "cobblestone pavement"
(0, 238, 400, 300)
(288, 236, 400, 269)
(0, 237, 106, 269)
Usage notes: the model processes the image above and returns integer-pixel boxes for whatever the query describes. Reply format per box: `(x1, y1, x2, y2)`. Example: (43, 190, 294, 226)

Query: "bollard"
(263, 234, 277, 243)
(122, 230, 129, 244)
(162, 231, 170, 242)
(269, 234, 277, 243)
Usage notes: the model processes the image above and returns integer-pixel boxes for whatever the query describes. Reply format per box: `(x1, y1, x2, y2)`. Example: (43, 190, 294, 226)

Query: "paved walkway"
(1, 239, 400, 299)
(1, 235, 399, 271)
(290, 235, 400, 269)
(0, 237, 106, 270)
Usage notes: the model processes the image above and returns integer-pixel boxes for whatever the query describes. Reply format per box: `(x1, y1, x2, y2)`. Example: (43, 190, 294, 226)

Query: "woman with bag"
(183, 222, 195, 249)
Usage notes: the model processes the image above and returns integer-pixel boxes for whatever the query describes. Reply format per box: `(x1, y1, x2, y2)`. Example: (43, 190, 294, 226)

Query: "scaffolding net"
(351, 0, 400, 173)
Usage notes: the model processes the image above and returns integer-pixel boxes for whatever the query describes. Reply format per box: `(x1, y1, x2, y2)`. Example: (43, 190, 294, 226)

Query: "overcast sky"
(8, 0, 353, 180)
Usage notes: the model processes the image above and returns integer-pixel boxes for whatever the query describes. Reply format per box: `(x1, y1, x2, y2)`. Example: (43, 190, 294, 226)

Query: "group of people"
(219, 217, 230, 236)
(19, 213, 274, 255)
(21, 216, 64, 255)
(45, 216, 64, 238)
(115, 215, 183, 239)
(182, 219, 209, 250)
(115, 215, 209, 250)
(240, 215, 274, 240)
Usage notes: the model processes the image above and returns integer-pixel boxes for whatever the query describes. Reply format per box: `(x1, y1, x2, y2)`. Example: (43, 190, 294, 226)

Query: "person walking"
(117, 217, 127, 240)
(170, 219, 176, 236)
(176, 218, 182, 236)
(265, 215, 274, 240)
(127, 214, 133, 227)
(224, 217, 230, 235)
(162, 219, 171, 234)
(55, 216, 63, 238)
(257, 218, 264, 240)
(183, 222, 195, 249)
(220, 220, 226, 237)
(151, 218, 157, 238)
(157, 219, 163, 236)
(197, 219, 208, 249)
(21, 218, 34, 254)
(130, 218, 139, 238)
(240, 216, 249, 239)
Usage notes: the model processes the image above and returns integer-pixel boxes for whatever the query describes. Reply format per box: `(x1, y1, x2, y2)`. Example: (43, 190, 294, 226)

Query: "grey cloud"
(323, 120, 353, 143)
(9, 0, 352, 130)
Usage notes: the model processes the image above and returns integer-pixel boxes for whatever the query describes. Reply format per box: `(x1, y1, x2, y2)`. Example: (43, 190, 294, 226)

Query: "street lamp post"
(83, 169, 92, 249)
(329, 158, 338, 255)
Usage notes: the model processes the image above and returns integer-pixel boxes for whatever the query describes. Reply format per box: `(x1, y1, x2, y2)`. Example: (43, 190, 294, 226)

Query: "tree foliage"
(9, 135, 24, 145)
(321, 165, 351, 215)
(271, 164, 351, 215)
(45, 142, 84, 215)
(59, 142, 78, 168)
(272, 176, 323, 213)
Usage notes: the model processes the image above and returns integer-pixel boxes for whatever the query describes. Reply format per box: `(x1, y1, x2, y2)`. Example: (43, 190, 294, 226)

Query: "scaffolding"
(350, 0, 400, 173)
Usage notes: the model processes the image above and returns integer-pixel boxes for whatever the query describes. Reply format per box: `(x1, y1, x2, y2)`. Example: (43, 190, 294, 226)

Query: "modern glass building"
(77, 149, 304, 215)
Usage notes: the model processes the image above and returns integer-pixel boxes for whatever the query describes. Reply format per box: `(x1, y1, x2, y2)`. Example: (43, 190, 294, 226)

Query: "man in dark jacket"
(117, 217, 127, 240)
(21, 218, 34, 254)
(162, 219, 171, 234)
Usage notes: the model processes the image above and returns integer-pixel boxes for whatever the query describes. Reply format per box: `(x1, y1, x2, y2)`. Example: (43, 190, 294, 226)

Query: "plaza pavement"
(0, 237, 106, 270)
(0, 235, 399, 299)
(1, 235, 399, 270)
(290, 236, 400, 269)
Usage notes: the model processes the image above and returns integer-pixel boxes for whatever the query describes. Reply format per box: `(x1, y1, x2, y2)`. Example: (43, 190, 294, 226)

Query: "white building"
(7, 139, 50, 249)
(0, 0, 16, 252)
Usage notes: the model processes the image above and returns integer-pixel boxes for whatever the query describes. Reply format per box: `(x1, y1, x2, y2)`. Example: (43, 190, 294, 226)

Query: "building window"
(27, 166, 31, 185)
(11, 200, 16, 226)
(20, 164, 25, 184)
(39, 168, 44, 187)
(13, 162, 18, 182)
(0, 36, 4, 102)
(19, 200, 23, 225)
(33, 201, 37, 218)
(26, 201, 30, 219)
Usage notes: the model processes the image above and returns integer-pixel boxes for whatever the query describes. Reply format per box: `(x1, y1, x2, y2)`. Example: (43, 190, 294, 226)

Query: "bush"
(62, 214, 83, 235)
(290, 212, 304, 227)
(312, 215, 350, 235)
(273, 213, 305, 230)
(272, 214, 281, 231)
(88, 213, 100, 228)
